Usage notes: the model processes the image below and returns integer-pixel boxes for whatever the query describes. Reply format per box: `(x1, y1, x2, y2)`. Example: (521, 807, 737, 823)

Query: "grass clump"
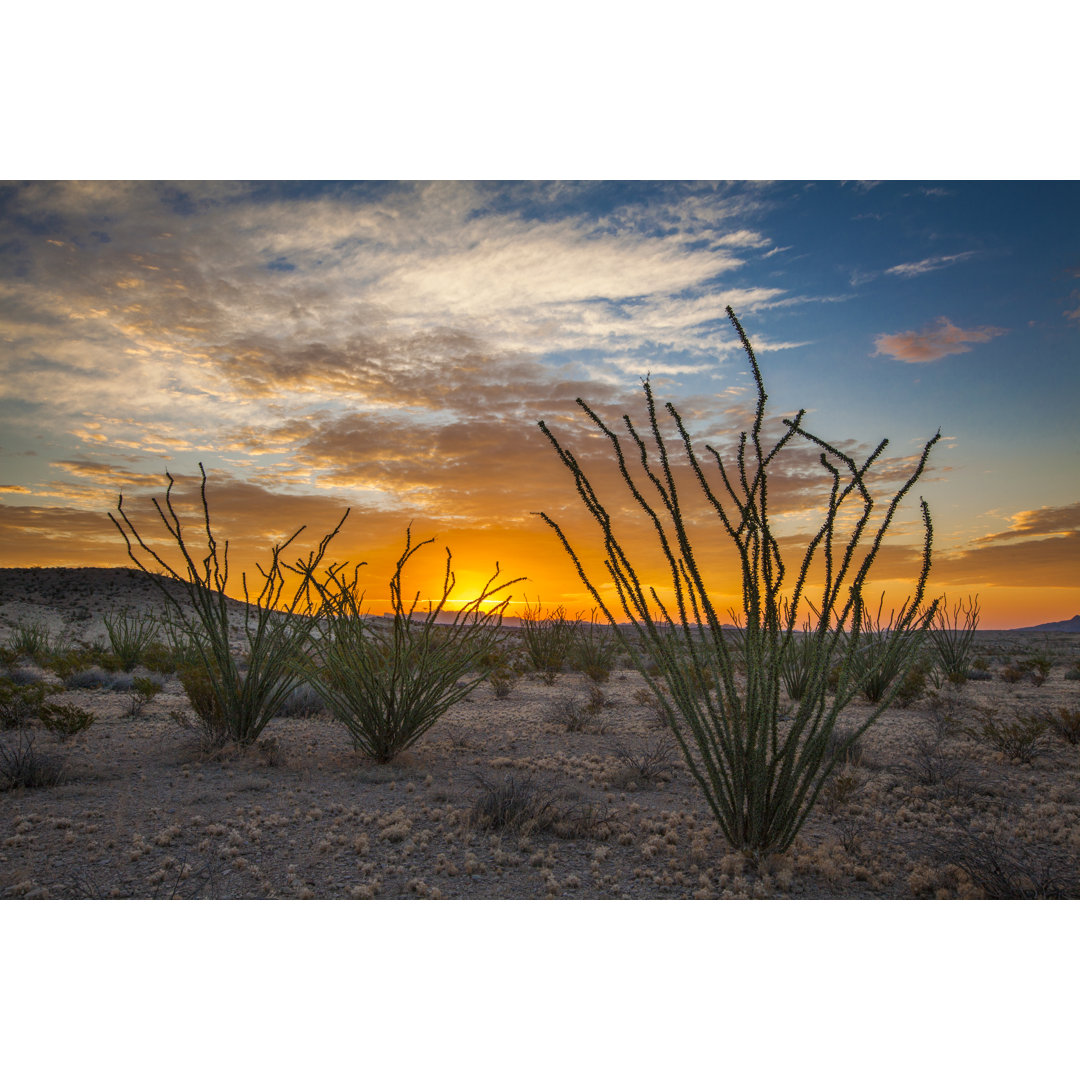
(305, 530, 522, 763)
(538, 306, 938, 856)
(110, 464, 346, 747)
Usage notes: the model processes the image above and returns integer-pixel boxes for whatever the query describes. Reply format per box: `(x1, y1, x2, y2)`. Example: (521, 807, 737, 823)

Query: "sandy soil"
(2, 567, 1078, 899)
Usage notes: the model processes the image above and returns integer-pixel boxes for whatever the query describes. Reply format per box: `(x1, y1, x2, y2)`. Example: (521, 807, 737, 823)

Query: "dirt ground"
(2, 568, 1078, 899)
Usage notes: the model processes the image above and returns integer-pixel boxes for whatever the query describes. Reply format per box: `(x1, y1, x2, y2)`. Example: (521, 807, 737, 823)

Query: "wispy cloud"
(884, 251, 976, 278)
(873, 317, 1007, 363)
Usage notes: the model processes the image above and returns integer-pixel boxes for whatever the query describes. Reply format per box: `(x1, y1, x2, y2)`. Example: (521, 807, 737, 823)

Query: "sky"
(1, 180, 1077, 628)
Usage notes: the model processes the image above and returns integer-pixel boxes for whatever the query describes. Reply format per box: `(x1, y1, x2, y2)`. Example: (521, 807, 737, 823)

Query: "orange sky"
(1, 181, 1078, 630)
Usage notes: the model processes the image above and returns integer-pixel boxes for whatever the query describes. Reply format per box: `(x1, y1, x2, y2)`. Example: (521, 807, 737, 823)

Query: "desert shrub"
(1064, 661, 1080, 682)
(305, 530, 522, 762)
(63, 665, 114, 690)
(851, 594, 918, 703)
(0, 679, 50, 729)
(488, 667, 519, 699)
(38, 702, 97, 738)
(103, 608, 160, 671)
(110, 463, 346, 747)
(7, 619, 58, 663)
(999, 663, 1026, 684)
(931, 823, 1078, 899)
(538, 306, 938, 855)
(1040, 706, 1080, 746)
(140, 640, 177, 674)
(470, 774, 558, 835)
(519, 601, 580, 682)
(892, 654, 932, 706)
(963, 708, 1048, 763)
(610, 735, 676, 788)
(275, 682, 327, 718)
(0, 734, 64, 790)
(128, 675, 164, 716)
(926, 595, 980, 685)
(780, 627, 819, 701)
(570, 611, 620, 682)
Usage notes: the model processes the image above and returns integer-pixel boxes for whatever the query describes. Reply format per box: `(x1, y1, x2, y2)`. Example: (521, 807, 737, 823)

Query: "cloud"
(973, 503, 1080, 545)
(884, 251, 976, 278)
(873, 317, 1006, 363)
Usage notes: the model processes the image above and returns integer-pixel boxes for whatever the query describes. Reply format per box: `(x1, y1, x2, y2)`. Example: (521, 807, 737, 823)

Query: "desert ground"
(1, 566, 1078, 900)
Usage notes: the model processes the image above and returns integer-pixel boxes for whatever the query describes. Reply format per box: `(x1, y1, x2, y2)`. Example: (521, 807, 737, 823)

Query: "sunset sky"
(1, 180, 1077, 628)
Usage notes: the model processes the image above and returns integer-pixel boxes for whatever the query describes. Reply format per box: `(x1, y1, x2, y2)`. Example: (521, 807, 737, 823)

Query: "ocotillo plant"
(110, 465, 347, 746)
(304, 529, 523, 762)
(538, 307, 940, 855)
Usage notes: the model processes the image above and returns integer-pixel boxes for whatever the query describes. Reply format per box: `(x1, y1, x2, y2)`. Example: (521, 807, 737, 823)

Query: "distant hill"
(1012, 615, 1080, 632)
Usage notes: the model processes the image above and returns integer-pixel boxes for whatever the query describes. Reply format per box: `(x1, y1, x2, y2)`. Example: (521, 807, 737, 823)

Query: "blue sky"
(0, 180, 1077, 626)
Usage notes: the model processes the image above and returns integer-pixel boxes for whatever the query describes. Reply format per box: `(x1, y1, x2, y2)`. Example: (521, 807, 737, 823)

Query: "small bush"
(570, 612, 620, 683)
(610, 735, 676, 788)
(519, 602, 580, 681)
(926, 595, 980, 685)
(964, 708, 1048, 763)
(470, 775, 558, 835)
(0, 734, 65, 790)
(488, 667, 518, 699)
(129, 675, 164, 716)
(306, 530, 522, 762)
(38, 702, 97, 738)
(275, 682, 327, 719)
(104, 609, 160, 671)
(7, 620, 57, 662)
(111, 464, 346, 747)
(63, 666, 113, 690)
(932, 823, 1078, 899)
(0, 679, 50, 730)
(1041, 707, 1080, 746)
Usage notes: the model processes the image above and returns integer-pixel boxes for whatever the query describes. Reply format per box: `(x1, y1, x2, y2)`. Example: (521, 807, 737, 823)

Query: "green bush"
(110, 463, 346, 747)
(103, 609, 160, 671)
(38, 702, 97, 738)
(538, 306, 938, 855)
(519, 601, 580, 682)
(570, 610, 621, 682)
(305, 530, 522, 762)
(926, 595, 980, 684)
(0, 679, 50, 730)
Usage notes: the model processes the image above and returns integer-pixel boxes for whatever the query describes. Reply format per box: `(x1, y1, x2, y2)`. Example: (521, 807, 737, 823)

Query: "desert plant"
(0, 678, 50, 729)
(570, 610, 620, 682)
(38, 702, 97, 738)
(7, 619, 57, 662)
(538, 306, 938, 855)
(926, 595, 980, 684)
(128, 675, 164, 716)
(850, 594, 918, 703)
(931, 821, 1078, 899)
(109, 464, 346, 747)
(304, 530, 522, 762)
(0, 734, 64, 790)
(610, 735, 676, 787)
(103, 608, 160, 671)
(470, 774, 558, 835)
(963, 707, 1048, 763)
(519, 601, 580, 682)
(488, 667, 519, 699)
(1042, 706, 1080, 745)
